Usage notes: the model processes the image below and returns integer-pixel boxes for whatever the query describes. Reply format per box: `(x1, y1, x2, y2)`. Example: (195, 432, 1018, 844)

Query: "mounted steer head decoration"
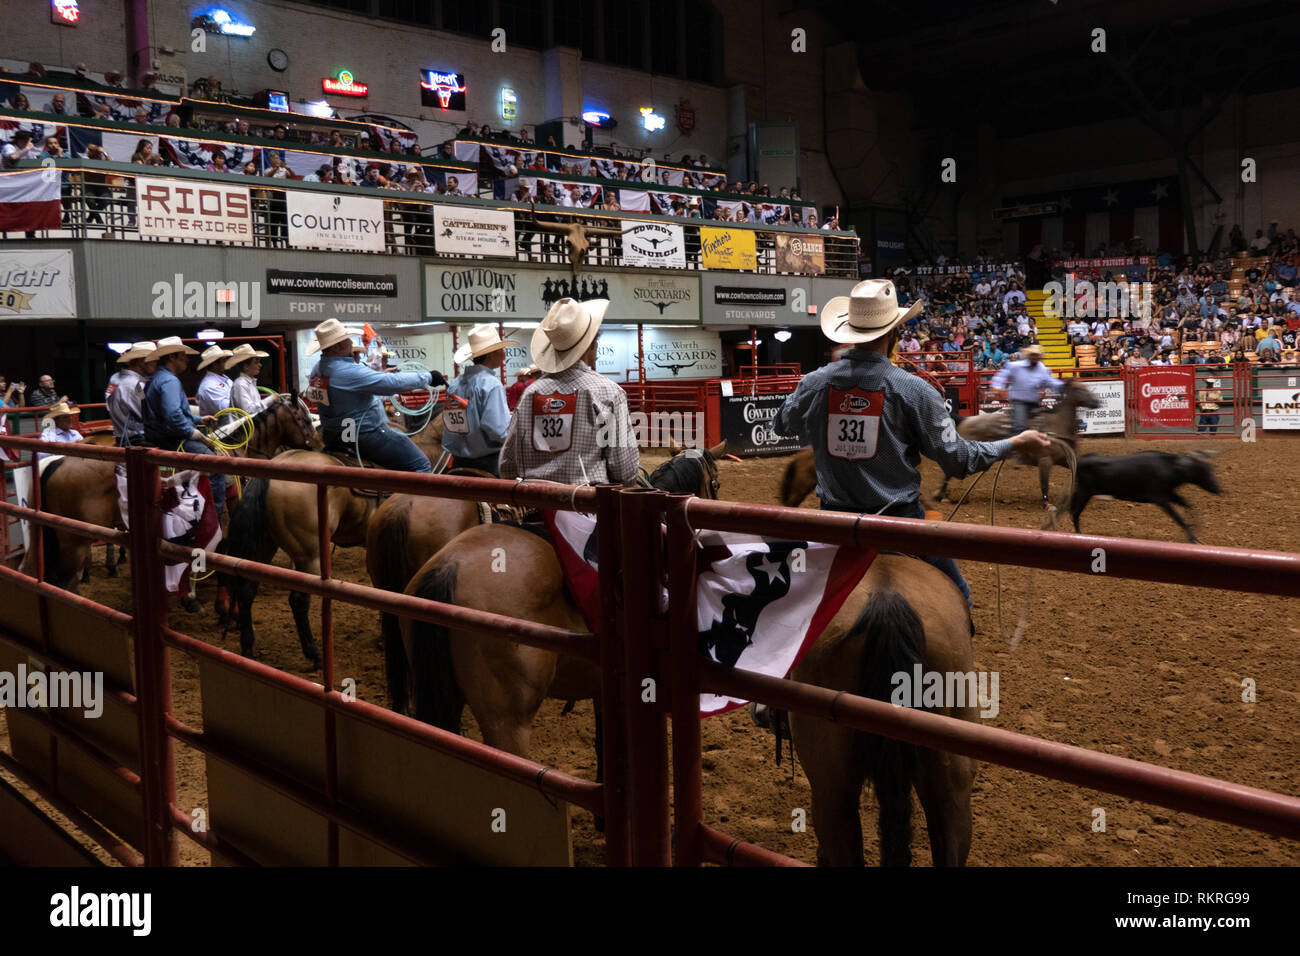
(528, 218, 624, 274)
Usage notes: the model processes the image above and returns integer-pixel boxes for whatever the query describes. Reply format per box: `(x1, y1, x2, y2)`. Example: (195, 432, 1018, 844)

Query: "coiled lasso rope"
(386, 360, 442, 438)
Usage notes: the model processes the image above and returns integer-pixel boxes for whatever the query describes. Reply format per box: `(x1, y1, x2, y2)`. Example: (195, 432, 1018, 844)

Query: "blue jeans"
(819, 500, 971, 604)
(1011, 399, 1038, 433)
(181, 439, 225, 514)
(327, 427, 431, 473)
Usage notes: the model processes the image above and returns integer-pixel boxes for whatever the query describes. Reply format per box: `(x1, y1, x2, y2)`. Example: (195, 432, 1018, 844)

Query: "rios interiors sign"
(425, 265, 699, 323)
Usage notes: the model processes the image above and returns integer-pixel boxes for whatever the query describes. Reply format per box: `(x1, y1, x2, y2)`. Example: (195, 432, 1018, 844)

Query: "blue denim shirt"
(441, 363, 511, 459)
(143, 366, 200, 445)
(773, 349, 1012, 513)
(310, 356, 434, 434)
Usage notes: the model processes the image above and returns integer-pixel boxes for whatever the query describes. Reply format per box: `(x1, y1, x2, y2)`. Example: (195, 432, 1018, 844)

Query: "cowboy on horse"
(226, 343, 280, 415)
(442, 324, 517, 476)
(991, 342, 1063, 433)
(195, 344, 233, 419)
(142, 336, 227, 517)
(305, 318, 447, 472)
(772, 279, 1051, 606)
(499, 297, 639, 485)
(107, 341, 157, 447)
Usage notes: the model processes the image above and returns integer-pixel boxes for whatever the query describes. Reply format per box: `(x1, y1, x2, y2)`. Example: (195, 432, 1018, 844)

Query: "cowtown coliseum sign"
(720, 394, 803, 457)
(424, 265, 699, 322)
(1135, 366, 1194, 428)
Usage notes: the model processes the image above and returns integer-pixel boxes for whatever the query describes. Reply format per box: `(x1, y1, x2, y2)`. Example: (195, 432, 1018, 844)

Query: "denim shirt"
(310, 356, 433, 434)
(143, 366, 200, 445)
(773, 349, 1012, 514)
(441, 363, 510, 459)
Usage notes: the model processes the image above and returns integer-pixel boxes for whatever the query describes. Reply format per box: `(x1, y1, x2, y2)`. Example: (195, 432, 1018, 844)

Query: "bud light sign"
(720, 394, 803, 457)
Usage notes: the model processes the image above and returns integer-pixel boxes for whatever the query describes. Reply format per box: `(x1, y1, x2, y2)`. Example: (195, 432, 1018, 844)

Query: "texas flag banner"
(542, 509, 876, 716)
(0, 168, 61, 232)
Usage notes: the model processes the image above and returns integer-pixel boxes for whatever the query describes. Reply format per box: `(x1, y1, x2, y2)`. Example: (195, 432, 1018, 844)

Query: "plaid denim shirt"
(499, 361, 640, 485)
(773, 348, 1013, 514)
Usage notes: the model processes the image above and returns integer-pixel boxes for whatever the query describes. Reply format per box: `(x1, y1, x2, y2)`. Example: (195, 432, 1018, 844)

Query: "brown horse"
(22, 397, 318, 591)
(935, 376, 1099, 506)
(788, 556, 978, 866)
(397, 444, 726, 762)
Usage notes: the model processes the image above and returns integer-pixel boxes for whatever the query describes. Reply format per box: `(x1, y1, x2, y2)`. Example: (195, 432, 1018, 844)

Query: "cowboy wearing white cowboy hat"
(506, 364, 541, 411)
(305, 318, 446, 472)
(142, 335, 230, 516)
(990, 341, 1064, 433)
(195, 344, 234, 418)
(442, 324, 518, 476)
(224, 343, 278, 415)
(37, 400, 83, 461)
(773, 279, 1050, 608)
(107, 341, 157, 447)
(499, 298, 638, 485)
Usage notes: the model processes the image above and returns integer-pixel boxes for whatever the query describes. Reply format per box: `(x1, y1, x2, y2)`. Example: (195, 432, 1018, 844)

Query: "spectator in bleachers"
(2, 130, 38, 169)
(165, 112, 181, 128)
(518, 128, 533, 144)
(10, 92, 31, 111)
(208, 152, 231, 174)
(1257, 329, 1282, 361)
(132, 107, 149, 124)
(44, 92, 68, 115)
(446, 175, 463, 197)
(40, 136, 63, 160)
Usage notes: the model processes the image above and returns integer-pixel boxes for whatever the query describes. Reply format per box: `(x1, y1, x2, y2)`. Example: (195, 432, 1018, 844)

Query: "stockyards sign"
(424, 265, 699, 322)
(433, 206, 516, 257)
(286, 192, 385, 253)
(700, 226, 757, 271)
(0, 249, 76, 319)
(1262, 387, 1300, 430)
(774, 233, 825, 275)
(1135, 366, 1195, 428)
(621, 222, 686, 269)
(136, 176, 252, 244)
(721, 393, 802, 457)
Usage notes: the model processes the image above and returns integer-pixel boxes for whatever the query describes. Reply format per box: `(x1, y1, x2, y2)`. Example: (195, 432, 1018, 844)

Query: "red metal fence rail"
(2, 433, 1300, 866)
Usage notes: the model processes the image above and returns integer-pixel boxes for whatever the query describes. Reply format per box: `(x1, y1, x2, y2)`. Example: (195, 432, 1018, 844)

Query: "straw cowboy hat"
(305, 318, 356, 354)
(1021, 344, 1044, 359)
(148, 336, 199, 360)
(224, 343, 269, 370)
(454, 323, 519, 364)
(820, 279, 923, 345)
(116, 341, 157, 363)
(196, 345, 233, 372)
(514, 365, 537, 378)
(532, 298, 609, 373)
(41, 401, 79, 429)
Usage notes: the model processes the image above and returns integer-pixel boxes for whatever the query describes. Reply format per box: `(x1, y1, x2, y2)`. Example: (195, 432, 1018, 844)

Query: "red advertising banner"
(1135, 366, 1195, 427)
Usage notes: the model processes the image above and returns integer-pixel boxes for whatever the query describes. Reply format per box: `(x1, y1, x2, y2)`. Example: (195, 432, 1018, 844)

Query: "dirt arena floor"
(15, 434, 1300, 866)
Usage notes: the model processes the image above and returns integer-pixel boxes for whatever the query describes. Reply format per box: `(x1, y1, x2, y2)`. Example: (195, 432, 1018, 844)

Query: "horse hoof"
(181, 596, 204, 614)
(107, 567, 117, 579)
(303, 647, 323, 669)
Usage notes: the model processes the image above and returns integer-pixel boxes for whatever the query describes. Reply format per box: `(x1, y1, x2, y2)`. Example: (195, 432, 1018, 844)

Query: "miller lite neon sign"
(323, 70, 368, 97)
(420, 70, 466, 111)
(51, 0, 80, 25)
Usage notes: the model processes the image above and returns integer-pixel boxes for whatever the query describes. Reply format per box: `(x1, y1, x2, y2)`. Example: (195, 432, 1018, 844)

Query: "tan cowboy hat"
(224, 343, 270, 370)
(148, 335, 199, 360)
(306, 318, 356, 354)
(454, 323, 519, 364)
(196, 344, 233, 371)
(44, 401, 78, 419)
(514, 365, 536, 378)
(820, 279, 923, 345)
(532, 298, 609, 373)
(116, 341, 157, 363)
(1022, 344, 1044, 359)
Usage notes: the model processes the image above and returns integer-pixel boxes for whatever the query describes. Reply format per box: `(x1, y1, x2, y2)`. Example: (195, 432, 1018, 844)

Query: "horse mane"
(647, 449, 714, 495)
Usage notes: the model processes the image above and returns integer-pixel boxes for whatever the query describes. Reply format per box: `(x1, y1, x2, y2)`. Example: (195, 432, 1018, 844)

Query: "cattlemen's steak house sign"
(424, 264, 699, 322)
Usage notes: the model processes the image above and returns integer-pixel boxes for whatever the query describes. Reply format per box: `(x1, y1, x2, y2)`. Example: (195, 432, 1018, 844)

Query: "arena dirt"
(59, 436, 1300, 865)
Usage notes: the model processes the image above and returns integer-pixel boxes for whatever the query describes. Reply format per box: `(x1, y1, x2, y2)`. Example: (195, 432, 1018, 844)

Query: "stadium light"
(774, 330, 793, 342)
(640, 108, 666, 132)
(197, 328, 224, 341)
(107, 342, 131, 355)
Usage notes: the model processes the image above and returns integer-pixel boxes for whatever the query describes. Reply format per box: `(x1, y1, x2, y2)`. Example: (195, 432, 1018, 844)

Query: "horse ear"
(707, 440, 727, 459)
(668, 439, 682, 456)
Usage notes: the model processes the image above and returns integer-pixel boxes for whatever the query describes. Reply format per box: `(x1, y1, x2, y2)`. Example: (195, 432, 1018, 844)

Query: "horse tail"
(778, 449, 812, 508)
(853, 587, 927, 867)
(216, 476, 271, 610)
(26, 458, 65, 582)
(367, 497, 415, 715)
(404, 560, 465, 734)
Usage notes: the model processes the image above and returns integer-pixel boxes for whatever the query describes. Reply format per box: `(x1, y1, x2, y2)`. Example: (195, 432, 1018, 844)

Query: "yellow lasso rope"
(206, 407, 255, 500)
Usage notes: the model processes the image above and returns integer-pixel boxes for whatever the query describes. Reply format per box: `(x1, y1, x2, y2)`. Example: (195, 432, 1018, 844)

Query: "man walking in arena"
(305, 318, 446, 472)
(442, 324, 516, 476)
(774, 279, 1050, 606)
(500, 298, 639, 485)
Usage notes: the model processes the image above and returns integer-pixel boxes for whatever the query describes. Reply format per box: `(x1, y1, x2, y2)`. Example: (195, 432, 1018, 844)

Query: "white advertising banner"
(286, 192, 386, 253)
(1075, 379, 1126, 435)
(0, 249, 77, 319)
(621, 222, 686, 269)
(136, 176, 253, 244)
(433, 206, 516, 258)
(12, 465, 32, 552)
(1262, 387, 1300, 430)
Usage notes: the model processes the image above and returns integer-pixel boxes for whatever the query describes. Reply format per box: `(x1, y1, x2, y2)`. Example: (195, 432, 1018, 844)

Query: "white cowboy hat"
(514, 365, 536, 378)
(116, 341, 157, 363)
(148, 336, 199, 360)
(196, 344, 233, 371)
(305, 318, 356, 354)
(819, 279, 923, 345)
(1022, 344, 1044, 359)
(531, 298, 609, 373)
(44, 400, 78, 419)
(454, 324, 519, 364)
(224, 342, 270, 370)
